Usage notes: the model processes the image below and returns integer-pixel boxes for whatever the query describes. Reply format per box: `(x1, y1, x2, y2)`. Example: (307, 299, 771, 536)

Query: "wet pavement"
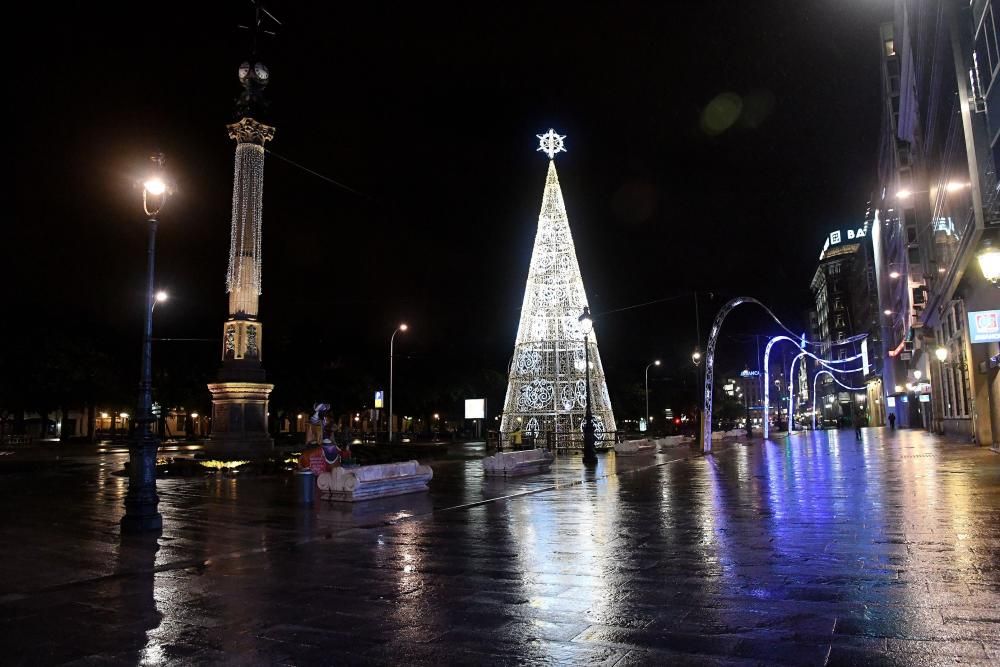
(1, 428, 998, 665)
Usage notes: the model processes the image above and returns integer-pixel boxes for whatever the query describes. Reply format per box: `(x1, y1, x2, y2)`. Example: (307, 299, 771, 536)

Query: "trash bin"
(295, 469, 315, 503)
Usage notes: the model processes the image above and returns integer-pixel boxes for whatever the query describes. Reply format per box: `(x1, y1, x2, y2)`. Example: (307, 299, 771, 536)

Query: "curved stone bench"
(482, 448, 554, 477)
(615, 439, 656, 455)
(316, 460, 433, 502)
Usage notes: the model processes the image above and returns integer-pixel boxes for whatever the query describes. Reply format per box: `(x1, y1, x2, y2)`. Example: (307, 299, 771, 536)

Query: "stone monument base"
(207, 381, 274, 454)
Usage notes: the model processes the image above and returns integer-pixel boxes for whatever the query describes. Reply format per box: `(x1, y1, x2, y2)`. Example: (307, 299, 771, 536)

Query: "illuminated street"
(1, 430, 997, 665)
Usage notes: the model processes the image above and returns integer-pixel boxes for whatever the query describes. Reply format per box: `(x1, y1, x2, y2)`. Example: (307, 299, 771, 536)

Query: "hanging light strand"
(225, 143, 266, 297)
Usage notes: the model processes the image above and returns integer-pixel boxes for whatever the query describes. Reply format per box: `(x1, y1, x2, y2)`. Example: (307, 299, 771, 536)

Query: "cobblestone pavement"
(1, 428, 998, 665)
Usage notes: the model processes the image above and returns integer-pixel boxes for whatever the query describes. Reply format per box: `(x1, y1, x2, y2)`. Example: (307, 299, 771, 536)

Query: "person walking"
(854, 411, 864, 440)
(888, 412, 896, 430)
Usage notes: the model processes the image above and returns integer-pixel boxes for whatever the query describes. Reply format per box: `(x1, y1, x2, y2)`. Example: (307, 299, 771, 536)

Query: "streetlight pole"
(693, 291, 703, 446)
(644, 360, 660, 432)
(122, 153, 168, 533)
(388, 323, 408, 444)
(692, 348, 702, 445)
(743, 367, 753, 440)
(579, 307, 597, 465)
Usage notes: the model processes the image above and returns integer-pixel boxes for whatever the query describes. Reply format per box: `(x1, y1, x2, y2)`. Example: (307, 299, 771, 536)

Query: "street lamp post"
(121, 153, 168, 533)
(578, 307, 597, 465)
(692, 348, 702, 445)
(388, 323, 408, 444)
(743, 367, 753, 440)
(644, 360, 661, 433)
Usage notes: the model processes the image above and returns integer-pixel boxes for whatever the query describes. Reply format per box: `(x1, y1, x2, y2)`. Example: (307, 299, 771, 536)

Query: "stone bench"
(316, 460, 433, 502)
(615, 439, 656, 455)
(482, 448, 554, 477)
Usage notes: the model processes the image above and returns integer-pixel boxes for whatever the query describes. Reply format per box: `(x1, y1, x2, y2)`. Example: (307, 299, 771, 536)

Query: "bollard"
(295, 469, 315, 503)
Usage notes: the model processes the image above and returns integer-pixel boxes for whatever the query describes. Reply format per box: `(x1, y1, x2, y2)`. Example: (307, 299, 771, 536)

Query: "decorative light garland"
(787, 348, 874, 434)
(762, 336, 867, 439)
(812, 370, 868, 430)
(700, 296, 869, 453)
(226, 143, 266, 303)
(500, 132, 616, 447)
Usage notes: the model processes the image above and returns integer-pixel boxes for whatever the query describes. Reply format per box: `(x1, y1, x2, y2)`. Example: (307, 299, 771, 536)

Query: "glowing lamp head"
(945, 181, 970, 193)
(896, 189, 913, 199)
(654, 360, 661, 366)
(155, 290, 168, 303)
(935, 347, 948, 362)
(889, 271, 900, 279)
(977, 239, 1000, 285)
(190, 412, 199, 419)
(141, 153, 168, 216)
(578, 306, 594, 335)
(143, 178, 166, 196)
(692, 348, 702, 366)
(884, 309, 892, 316)
(399, 323, 408, 332)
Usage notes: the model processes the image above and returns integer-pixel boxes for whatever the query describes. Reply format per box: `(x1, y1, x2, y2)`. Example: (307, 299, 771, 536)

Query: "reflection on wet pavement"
(1, 428, 998, 664)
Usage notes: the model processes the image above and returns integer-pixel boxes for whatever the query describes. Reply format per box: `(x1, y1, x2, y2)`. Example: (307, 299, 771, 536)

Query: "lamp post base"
(582, 421, 598, 466)
(120, 510, 163, 533)
(121, 433, 162, 533)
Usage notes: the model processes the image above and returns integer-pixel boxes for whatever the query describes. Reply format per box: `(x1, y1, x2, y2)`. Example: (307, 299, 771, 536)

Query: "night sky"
(9, 1, 891, 418)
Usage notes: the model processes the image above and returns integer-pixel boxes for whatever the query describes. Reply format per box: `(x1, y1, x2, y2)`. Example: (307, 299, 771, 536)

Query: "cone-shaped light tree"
(499, 130, 616, 448)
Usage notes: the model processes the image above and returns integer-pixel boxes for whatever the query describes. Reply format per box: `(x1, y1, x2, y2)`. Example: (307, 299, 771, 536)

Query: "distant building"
(810, 219, 880, 427)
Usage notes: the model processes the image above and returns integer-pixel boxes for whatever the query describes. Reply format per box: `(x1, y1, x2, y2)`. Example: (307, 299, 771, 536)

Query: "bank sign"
(968, 309, 1000, 343)
(820, 224, 868, 259)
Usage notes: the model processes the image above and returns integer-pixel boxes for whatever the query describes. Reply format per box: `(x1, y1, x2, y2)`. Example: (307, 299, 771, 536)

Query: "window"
(986, 7, 999, 72)
(884, 38, 895, 58)
(976, 26, 991, 81)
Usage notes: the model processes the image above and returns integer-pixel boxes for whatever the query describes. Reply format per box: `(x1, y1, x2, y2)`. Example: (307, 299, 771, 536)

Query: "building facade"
(874, 0, 999, 447)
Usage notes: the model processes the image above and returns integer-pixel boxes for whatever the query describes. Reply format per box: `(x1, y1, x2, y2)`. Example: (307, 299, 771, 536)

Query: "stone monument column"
(208, 61, 276, 452)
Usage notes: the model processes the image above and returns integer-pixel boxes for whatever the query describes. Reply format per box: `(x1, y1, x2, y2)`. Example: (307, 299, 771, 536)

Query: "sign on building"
(968, 309, 1000, 343)
(374, 390, 384, 409)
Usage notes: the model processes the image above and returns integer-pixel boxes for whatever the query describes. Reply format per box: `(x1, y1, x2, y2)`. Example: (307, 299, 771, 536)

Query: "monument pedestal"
(208, 380, 274, 454)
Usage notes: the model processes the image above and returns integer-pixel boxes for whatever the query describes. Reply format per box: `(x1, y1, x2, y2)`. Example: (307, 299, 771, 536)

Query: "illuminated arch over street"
(762, 337, 865, 439)
(785, 348, 864, 435)
(700, 296, 868, 453)
(811, 370, 867, 430)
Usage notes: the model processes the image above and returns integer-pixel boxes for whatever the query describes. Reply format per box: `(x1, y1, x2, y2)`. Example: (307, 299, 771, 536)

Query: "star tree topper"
(537, 129, 567, 159)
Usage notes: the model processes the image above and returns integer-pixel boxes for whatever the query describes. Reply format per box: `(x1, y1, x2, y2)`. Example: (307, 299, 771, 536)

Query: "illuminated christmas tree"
(500, 130, 616, 448)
